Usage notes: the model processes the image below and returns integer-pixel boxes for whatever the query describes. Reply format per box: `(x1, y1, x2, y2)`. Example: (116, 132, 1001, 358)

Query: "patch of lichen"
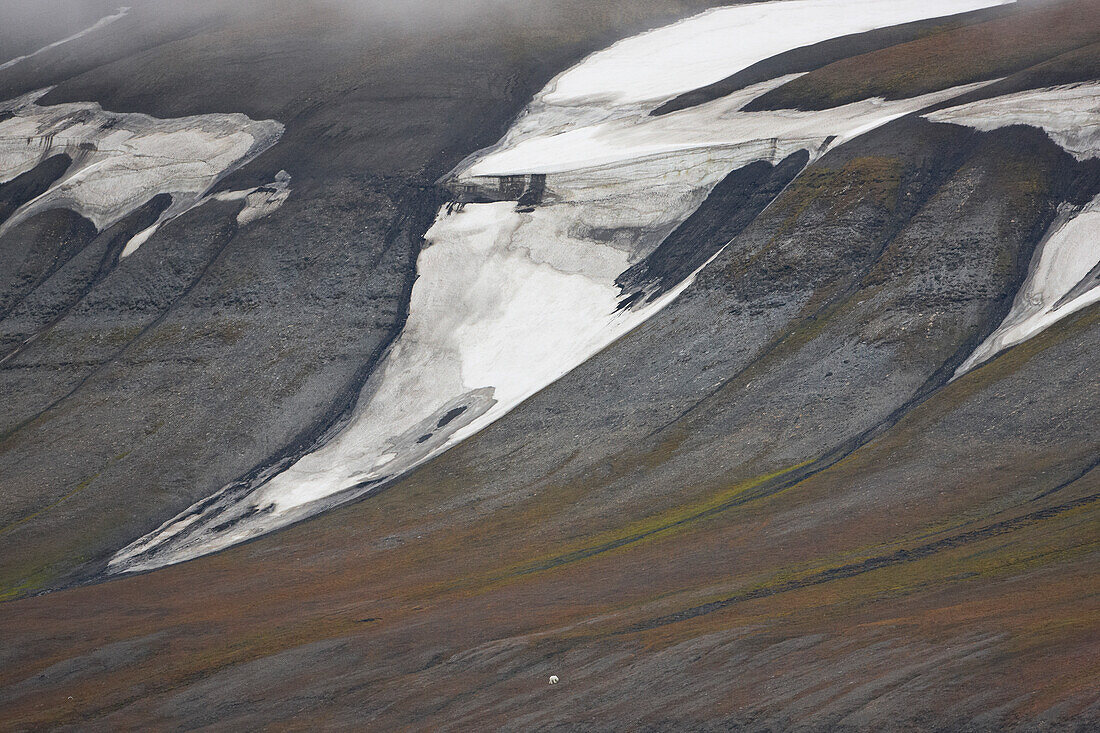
(403, 461, 812, 604)
(513, 462, 810, 572)
(131, 317, 251, 353)
(982, 150, 1059, 244)
(631, 492, 1099, 650)
(0, 567, 55, 603)
(0, 452, 131, 600)
(748, 0, 1100, 112)
(0, 487, 104, 601)
(768, 156, 903, 239)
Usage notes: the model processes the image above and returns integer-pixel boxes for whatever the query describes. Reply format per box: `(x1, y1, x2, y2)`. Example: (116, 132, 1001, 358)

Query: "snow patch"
(542, 0, 1011, 105)
(957, 195, 1100, 374)
(118, 170, 292, 259)
(0, 89, 284, 253)
(210, 169, 293, 226)
(462, 76, 993, 180)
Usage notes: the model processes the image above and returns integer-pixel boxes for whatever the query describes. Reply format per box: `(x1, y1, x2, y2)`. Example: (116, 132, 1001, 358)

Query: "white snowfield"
(462, 75, 991, 179)
(541, 0, 1010, 105)
(0, 89, 286, 255)
(925, 83, 1100, 375)
(0, 6, 131, 73)
(110, 0, 1012, 573)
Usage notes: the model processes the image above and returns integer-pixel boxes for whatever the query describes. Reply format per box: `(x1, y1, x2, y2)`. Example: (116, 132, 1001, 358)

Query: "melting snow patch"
(0, 89, 284, 254)
(212, 169, 293, 226)
(119, 171, 292, 259)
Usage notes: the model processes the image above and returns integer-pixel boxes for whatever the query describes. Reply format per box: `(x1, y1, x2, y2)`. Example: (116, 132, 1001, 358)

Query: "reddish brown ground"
(1, 308, 1097, 730)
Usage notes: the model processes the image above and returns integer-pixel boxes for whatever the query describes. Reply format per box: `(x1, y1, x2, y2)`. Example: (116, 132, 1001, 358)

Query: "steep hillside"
(0, 1, 1097, 730)
(0, 0, 737, 596)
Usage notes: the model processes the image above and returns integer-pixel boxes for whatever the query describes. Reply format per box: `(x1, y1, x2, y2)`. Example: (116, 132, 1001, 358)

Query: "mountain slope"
(0, 1, 1097, 730)
(0, 0, 739, 596)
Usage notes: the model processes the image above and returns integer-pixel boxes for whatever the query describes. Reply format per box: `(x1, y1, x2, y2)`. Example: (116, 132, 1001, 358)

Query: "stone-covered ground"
(1, 0, 1097, 729)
